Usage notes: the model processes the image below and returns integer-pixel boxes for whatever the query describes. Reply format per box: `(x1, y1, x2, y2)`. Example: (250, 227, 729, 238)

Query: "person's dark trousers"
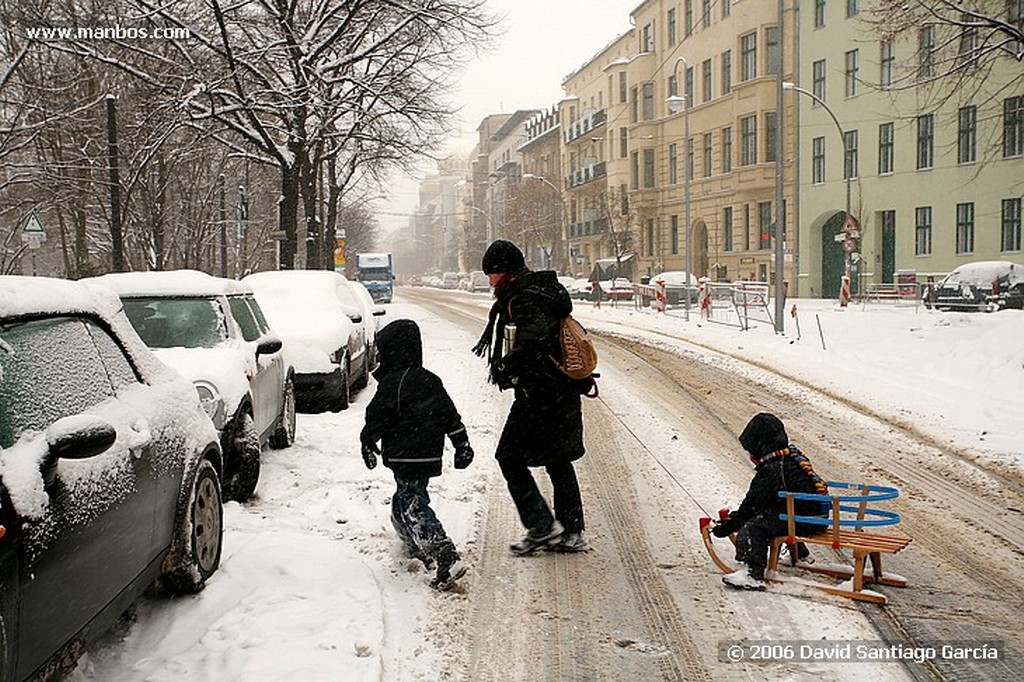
(734, 511, 825, 571)
(391, 474, 456, 561)
(498, 458, 584, 534)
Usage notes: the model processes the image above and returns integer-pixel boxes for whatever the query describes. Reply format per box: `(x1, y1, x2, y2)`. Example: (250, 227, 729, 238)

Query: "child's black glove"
(454, 444, 474, 469)
(712, 518, 738, 537)
(361, 441, 379, 470)
(489, 358, 514, 390)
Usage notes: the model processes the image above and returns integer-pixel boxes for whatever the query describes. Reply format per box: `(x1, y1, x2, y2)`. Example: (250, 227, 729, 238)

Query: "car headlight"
(194, 381, 226, 430)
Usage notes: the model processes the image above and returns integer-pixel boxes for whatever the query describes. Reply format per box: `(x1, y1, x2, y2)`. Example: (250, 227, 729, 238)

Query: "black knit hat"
(738, 412, 790, 458)
(482, 239, 525, 275)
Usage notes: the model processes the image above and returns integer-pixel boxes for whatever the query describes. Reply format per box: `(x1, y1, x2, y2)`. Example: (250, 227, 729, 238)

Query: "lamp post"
(667, 55, 691, 320)
(783, 81, 855, 304)
(522, 173, 564, 272)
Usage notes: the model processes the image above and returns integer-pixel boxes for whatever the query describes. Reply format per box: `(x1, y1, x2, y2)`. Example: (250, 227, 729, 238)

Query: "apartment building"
(517, 107, 564, 270)
(795, 1, 1024, 298)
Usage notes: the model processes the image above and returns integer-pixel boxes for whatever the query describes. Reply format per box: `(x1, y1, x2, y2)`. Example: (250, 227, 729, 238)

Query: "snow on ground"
(69, 293, 1022, 681)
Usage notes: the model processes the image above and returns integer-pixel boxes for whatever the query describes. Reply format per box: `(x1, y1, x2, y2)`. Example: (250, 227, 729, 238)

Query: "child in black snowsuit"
(360, 319, 474, 590)
(712, 413, 829, 590)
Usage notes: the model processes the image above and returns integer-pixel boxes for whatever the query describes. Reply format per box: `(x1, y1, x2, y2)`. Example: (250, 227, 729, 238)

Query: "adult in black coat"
(360, 319, 474, 590)
(474, 240, 589, 555)
(712, 412, 829, 590)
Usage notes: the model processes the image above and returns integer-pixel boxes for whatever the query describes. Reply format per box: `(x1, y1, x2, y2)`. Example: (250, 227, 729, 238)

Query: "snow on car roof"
(943, 261, 1024, 285)
(0, 275, 124, 319)
(87, 269, 253, 297)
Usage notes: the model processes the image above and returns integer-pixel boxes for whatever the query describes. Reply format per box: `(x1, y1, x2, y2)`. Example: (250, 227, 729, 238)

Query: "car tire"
(269, 376, 296, 449)
(162, 459, 223, 595)
(329, 365, 350, 412)
(223, 411, 261, 502)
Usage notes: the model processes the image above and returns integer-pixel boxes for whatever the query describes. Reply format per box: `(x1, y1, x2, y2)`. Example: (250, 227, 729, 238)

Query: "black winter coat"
(724, 446, 829, 533)
(360, 319, 467, 479)
(492, 269, 585, 467)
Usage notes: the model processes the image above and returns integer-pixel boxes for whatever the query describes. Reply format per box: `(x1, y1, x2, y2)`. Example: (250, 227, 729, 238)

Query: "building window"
(702, 59, 713, 102)
(815, 0, 826, 28)
(766, 27, 780, 76)
(844, 49, 859, 97)
(630, 86, 638, 123)
(758, 201, 772, 250)
(685, 66, 694, 105)
(741, 115, 757, 165)
(846, 0, 859, 17)
(723, 206, 734, 251)
(671, 215, 679, 254)
(956, 202, 975, 254)
(723, 0, 731, 19)
(631, 151, 638, 189)
(1005, 96, 1024, 157)
(685, 0, 694, 35)
(687, 138, 695, 181)
(703, 132, 713, 177)
(647, 219, 655, 256)
(880, 40, 894, 89)
(642, 82, 654, 120)
(958, 106, 976, 164)
(915, 206, 933, 256)
(620, 184, 629, 215)
(702, 0, 712, 28)
(722, 127, 733, 173)
(1011, 0, 1024, 56)
(765, 111, 777, 163)
(669, 143, 678, 184)
(722, 51, 732, 95)
(642, 22, 654, 52)
(643, 148, 656, 188)
(917, 113, 934, 169)
(1003, 198, 1022, 251)
(919, 26, 935, 79)
(812, 59, 826, 104)
(741, 32, 757, 81)
(668, 8, 677, 45)
(879, 122, 894, 175)
(843, 130, 858, 181)
(620, 127, 628, 159)
(812, 136, 825, 184)
(958, 13, 979, 68)
(619, 72, 628, 103)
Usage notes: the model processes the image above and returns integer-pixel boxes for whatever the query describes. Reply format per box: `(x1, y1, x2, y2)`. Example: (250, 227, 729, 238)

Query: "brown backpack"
(554, 315, 598, 380)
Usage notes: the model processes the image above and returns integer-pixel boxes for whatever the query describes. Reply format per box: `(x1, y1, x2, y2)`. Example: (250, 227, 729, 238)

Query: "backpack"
(553, 315, 598, 380)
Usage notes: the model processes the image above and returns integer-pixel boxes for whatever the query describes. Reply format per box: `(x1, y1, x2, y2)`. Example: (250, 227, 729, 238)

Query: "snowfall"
(67, 290, 1022, 681)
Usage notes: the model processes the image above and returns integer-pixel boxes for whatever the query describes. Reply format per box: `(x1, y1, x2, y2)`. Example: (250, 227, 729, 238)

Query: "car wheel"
(162, 459, 223, 594)
(269, 376, 296, 449)
(329, 365, 350, 412)
(222, 411, 261, 501)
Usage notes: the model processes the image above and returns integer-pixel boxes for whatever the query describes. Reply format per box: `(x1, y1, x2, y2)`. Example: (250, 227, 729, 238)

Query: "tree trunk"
(324, 157, 340, 271)
(279, 162, 299, 269)
(300, 147, 321, 269)
(154, 153, 167, 270)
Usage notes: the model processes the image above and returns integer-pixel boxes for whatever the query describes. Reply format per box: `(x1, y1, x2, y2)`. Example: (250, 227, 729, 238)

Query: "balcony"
(568, 217, 609, 238)
(563, 109, 607, 144)
(564, 161, 607, 189)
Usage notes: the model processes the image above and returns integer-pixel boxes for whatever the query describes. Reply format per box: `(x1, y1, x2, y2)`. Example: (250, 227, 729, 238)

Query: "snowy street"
(70, 288, 1023, 681)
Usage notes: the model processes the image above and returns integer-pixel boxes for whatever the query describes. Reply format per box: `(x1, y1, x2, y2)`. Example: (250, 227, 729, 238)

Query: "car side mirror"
(372, 308, 385, 317)
(257, 338, 283, 357)
(43, 416, 117, 487)
(346, 313, 363, 324)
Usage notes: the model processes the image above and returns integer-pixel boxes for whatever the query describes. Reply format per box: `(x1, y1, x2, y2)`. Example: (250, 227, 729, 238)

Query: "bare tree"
(506, 179, 562, 270)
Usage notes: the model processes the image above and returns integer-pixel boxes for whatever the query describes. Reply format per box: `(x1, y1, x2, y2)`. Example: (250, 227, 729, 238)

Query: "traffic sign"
(21, 210, 46, 248)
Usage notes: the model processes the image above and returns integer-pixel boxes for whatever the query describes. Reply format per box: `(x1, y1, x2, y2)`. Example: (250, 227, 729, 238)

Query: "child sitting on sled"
(712, 413, 829, 590)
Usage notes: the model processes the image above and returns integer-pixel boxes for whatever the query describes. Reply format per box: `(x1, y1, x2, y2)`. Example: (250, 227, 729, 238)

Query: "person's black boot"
(430, 547, 466, 591)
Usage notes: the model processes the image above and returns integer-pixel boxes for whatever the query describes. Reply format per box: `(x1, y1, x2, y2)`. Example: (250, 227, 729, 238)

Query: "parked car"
(603, 277, 636, 301)
(244, 270, 369, 412)
(441, 272, 460, 289)
(931, 261, 1024, 312)
(648, 271, 699, 305)
(0, 276, 223, 681)
(468, 270, 491, 293)
(339, 278, 386, 370)
(572, 278, 594, 300)
(556, 275, 576, 294)
(88, 270, 295, 502)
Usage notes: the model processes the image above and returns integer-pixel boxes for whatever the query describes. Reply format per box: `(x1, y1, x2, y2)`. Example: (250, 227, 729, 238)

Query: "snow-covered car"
(468, 270, 491, 293)
(244, 270, 369, 412)
(603, 278, 636, 301)
(572, 278, 594, 300)
(557, 275, 576, 294)
(931, 261, 1024, 312)
(648, 271, 699, 305)
(338, 278, 386, 371)
(88, 270, 296, 502)
(0, 275, 223, 681)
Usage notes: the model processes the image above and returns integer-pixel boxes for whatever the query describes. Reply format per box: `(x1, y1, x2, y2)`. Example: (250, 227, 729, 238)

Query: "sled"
(700, 481, 912, 605)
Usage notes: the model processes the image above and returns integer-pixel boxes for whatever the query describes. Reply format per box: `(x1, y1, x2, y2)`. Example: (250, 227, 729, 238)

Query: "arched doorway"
(819, 211, 851, 298)
(693, 220, 709, 278)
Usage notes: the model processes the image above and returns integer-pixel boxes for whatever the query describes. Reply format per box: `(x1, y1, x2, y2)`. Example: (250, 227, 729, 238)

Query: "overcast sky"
(378, 0, 638, 238)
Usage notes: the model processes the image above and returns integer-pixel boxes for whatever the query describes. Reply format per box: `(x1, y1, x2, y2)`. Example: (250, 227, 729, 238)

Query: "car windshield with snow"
(0, 275, 224, 682)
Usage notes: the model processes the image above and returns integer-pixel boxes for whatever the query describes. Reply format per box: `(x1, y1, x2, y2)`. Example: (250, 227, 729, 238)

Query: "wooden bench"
(768, 482, 912, 604)
(700, 481, 911, 604)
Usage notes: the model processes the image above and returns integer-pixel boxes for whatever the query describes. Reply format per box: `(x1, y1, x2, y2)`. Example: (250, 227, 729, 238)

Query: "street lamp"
(521, 173, 565, 272)
(667, 55, 691, 320)
(783, 81, 856, 304)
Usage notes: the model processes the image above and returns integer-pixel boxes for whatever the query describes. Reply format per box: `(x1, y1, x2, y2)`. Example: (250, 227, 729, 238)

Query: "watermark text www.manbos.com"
(24, 24, 191, 41)
(718, 640, 1004, 664)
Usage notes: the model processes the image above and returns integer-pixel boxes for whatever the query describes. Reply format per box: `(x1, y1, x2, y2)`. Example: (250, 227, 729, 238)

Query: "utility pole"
(219, 173, 227, 278)
(774, 0, 786, 333)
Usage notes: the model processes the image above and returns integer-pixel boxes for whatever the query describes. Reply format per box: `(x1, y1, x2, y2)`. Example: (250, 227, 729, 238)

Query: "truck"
(355, 252, 394, 303)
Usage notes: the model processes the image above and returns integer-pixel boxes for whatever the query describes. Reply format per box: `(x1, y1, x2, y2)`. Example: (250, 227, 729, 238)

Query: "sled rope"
(597, 395, 715, 518)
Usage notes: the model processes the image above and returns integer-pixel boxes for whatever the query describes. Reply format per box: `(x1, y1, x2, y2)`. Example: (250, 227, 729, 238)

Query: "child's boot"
(722, 563, 767, 591)
(431, 547, 466, 591)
